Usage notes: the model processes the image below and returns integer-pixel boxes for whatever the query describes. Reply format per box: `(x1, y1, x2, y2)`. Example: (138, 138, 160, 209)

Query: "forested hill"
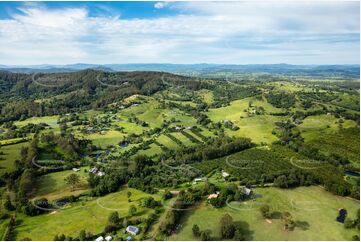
(1, 64, 359, 79)
(0, 69, 208, 124)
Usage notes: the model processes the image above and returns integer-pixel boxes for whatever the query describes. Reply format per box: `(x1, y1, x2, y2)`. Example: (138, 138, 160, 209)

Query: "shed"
(105, 236, 112, 241)
(243, 187, 252, 196)
(126, 225, 139, 235)
(90, 167, 98, 174)
(221, 170, 230, 178)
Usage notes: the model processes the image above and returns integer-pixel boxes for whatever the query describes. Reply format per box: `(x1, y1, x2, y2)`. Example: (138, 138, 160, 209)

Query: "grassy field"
(86, 130, 125, 148)
(15, 187, 162, 241)
(299, 114, 357, 132)
(156, 134, 180, 149)
(169, 186, 360, 241)
(15, 115, 59, 128)
(0, 142, 29, 175)
(115, 120, 145, 134)
(207, 98, 284, 144)
(208, 99, 249, 122)
(198, 90, 214, 104)
(33, 168, 90, 201)
(136, 143, 163, 157)
(230, 115, 283, 144)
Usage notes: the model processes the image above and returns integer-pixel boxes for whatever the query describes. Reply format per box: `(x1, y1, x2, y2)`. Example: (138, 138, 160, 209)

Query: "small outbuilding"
(105, 236, 112, 241)
(243, 187, 252, 196)
(221, 170, 230, 178)
(90, 167, 98, 174)
(126, 225, 139, 236)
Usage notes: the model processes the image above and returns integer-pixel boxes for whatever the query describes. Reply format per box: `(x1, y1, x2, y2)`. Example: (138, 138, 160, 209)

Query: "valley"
(0, 69, 359, 241)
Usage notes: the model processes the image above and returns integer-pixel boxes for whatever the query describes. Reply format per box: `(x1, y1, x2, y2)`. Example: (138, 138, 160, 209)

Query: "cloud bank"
(0, 1, 359, 65)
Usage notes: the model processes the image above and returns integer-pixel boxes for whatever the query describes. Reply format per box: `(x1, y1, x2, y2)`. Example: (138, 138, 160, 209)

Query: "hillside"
(0, 70, 359, 241)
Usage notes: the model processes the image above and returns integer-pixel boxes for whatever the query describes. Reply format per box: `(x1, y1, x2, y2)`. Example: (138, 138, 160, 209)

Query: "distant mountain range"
(0, 63, 359, 79)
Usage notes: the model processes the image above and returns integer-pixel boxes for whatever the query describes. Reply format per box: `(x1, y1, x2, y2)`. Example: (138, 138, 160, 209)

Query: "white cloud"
(0, 1, 359, 65)
(154, 2, 169, 9)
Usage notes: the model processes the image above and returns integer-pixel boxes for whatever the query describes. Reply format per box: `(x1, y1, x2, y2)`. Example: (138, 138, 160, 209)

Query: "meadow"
(15, 187, 162, 241)
(169, 186, 359, 241)
(0, 141, 29, 175)
(33, 168, 90, 201)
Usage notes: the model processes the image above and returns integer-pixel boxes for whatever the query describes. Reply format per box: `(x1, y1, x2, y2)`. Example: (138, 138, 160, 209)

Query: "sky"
(0, 1, 359, 65)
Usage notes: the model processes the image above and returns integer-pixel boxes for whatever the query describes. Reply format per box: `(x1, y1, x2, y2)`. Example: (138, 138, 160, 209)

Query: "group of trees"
(192, 224, 212, 240)
(0, 70, 217, 125)
(171, 136, 253, 163)
(88, 168, 128, 196)
(211, 85, 260, 108)
(272, 118, 359, 199)
(159, 189, 202, 236)
(260, 205, 296, 231)
(219, 214, 247, 240)
(266, 92, 296, 108)
(166, 101, 211, 126)
(0, 122, 47, 140)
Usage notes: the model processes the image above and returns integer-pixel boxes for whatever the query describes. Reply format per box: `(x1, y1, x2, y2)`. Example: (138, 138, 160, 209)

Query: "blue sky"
(0, 1, 359, 65)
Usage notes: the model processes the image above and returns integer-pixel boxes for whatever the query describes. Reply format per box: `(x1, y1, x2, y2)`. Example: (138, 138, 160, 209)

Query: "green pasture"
(86, 130, 125, 148)
(0, 142, 29, 175)
(34, 168, 90, 201)
(15, 115, 59, 128)
(15, 188, 162, 241)
(170, 186, 359, 241)
(230, 115, 283, 144)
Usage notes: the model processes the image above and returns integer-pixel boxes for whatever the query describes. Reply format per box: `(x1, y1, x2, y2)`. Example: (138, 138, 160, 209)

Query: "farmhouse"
(243, 187, 252, 196)
(126, 225, 140, 235)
